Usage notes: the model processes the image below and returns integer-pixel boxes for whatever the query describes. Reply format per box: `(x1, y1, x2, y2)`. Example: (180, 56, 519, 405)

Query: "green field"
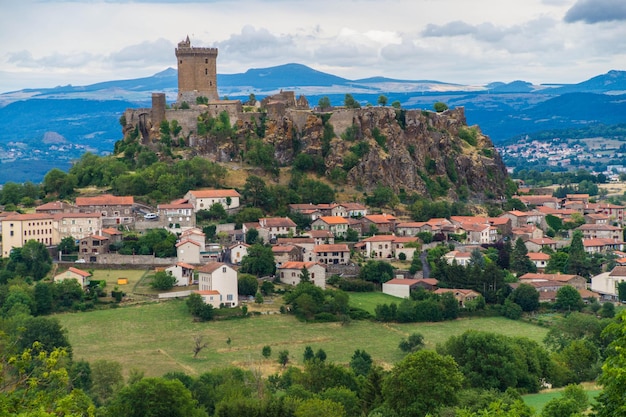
(349, 292, 405, 314)
(56, 300, 549, 378)
(523, 384, 601, 415)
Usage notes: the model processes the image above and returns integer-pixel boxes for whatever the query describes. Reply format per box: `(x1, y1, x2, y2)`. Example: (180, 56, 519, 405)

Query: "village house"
(53, 267, 91, 289)
(165, 262, 196, 286)
(276, 237, 315, 262)
(226, 242, 249, 264)
(577, 224, 622, 240)
(525, 237, 557, 252)
(393, 236, 419, 260)
(517, 195, 559, 209)
(362, 214, 397, 234)
(519, 272, 587, 290)
(311, 216, 349, 238)
(444, 250, 473, 267)
(395, 222, 426, 237)
(272, 244, 303, 266)
(1, 213, 57, 257)
(53, 212, 102, 241)
(583, 238, 624, 254)
(78, 234, 110, 261)
(591, 266, 626, 301)
(433, 288, 481, 307)
(488, 217, 512, 237)
(596, 203, 625, 225)
(176, 239, 203, 264)
(157, 200, 195, 230)
(313, 243, 351, 265)
(195, 262, 238, 308)
(288, 204, 324, 221)
(361, 235, 395, 259)
(527, 252, 550, 271)
(584, 213, 609, 225)
(35, 201, 77, 214)
(511, 224, 544, 241)
(278, 261, 326, 289)
(75, 194, 135, 226)
(305, 229, 336, 245)
(184, 189, 241, 212)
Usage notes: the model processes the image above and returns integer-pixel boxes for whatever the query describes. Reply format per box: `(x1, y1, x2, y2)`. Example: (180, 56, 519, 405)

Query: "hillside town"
(3, 187, 626, 308)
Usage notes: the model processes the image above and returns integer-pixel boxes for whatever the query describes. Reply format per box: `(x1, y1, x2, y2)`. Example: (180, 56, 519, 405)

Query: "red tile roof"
(188, 189, 241, 198)
(75, 194, 134, 206)
(68, 267, 91, 277)
(313, 244, 350, 253)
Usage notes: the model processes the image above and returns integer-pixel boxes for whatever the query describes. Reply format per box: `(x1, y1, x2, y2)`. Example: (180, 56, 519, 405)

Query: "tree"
(566, 231, 588, 277)
(318, 96, 331, 111)
(150, 271, 177, 290)
(344, 94, 361, 109)
(554, 285, 583, 311)
(278, 350, 290, 367)
(43, 168, 76, 198)
(8, 240, 53, 280)
(300, 267, 311, 283)
(245, 227, 260, 245)
(237, 274, 259, 296)
(509, 283, 540, 312)
(303, 346, 315, 362)
(91, 359, 124, 405)
(391, 101, 401, 109)
(15, 316, 72, 355)
(262, 345, 272, 359)
(542, 384, 588, 417)
(58, 236, 77, 254)
(295, 398, 346, 417)
(240, 244, 275, 277)
(511, 238, 535, 276)
(106, 377, 208, 417)
(193, 335, 209, 359)
(359, 261, 394, 284)
(600, 302, 616, 318)
(377, 95, 388, 106)
(433, 102, 449, 112)
(315, 348, 327, 362)
(398, 333, 425, 353)
(350, 349, 373, 376)
(595, 311, 626, 417)
(383, 350, 464, 417)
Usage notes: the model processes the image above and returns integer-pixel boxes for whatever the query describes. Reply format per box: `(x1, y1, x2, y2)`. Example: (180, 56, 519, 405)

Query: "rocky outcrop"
(263, 106, 509, 199)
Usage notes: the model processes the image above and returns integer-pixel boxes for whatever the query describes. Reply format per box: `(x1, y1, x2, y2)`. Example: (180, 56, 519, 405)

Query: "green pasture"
(523, 383, 601, 415)
(57, 301, 549, 378)
(348, 292, 404, 314)
(88, 269, 149, 291)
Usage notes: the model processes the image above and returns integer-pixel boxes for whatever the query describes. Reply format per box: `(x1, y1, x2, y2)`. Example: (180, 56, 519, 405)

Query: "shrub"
(458, 127, 478, 146)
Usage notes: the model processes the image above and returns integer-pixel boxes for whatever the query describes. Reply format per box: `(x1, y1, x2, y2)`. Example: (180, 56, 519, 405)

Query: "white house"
(185, 189, 241, 212)
(228, 242, 250, 264)
(591, 266, 626, 301)
(165, 262, 196, 286)
(53, 267, 91, 289)
(176, 239, 202, 264)
(196, 262, 238, 307)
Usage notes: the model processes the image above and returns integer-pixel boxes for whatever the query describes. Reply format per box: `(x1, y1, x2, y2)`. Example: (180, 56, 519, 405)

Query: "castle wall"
(151, 93, 166, 125)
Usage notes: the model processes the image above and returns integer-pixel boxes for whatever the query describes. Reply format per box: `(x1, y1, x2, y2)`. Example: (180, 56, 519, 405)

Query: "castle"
(122, 36, 310, 148)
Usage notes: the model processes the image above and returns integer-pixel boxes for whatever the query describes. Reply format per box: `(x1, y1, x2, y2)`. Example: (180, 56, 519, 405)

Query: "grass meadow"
(56, 299, 549, 378)
(522, 382, 601, 415)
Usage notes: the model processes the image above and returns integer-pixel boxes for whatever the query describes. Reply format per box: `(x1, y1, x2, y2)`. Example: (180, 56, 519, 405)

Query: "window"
(227, 294, 233, 301)
(222, 267, 226, 273)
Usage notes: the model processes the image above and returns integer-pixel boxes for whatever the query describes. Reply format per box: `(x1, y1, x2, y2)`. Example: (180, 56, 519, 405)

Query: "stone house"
(278, 261, 326, 289)
(395, 222, 426, 237)
(525, 237, 557, 252)
(75, 194, 134, 227)
(272, 244, 303, 266)
(313, 243, 351, 265)
(362, 214, 397, 234)
(583, 238, 624, 254)
(393, 236, 419, 260)
(433, 288, 481, 307)
(35, 201, 77, 214)
(257, 217, 297, 241)
(519, 273, 587, 290)
(157, 201, 195, 229)
(577, 224, 622, 240)
(53, 212, 102, 241)
(78, 234, 110, 261)
(196, 262, 238, 308)
(361, 235, 395, 259)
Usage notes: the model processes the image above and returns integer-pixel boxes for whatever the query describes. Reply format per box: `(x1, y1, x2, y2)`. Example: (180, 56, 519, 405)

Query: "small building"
(227, 242, 250, 264)
(165, 262, 196, 286)
(54, 267, 91, 289)
(362, 214, 397, 234)
(157, 201, 195, 230)
(54, 212, 103, 241)
(78, 234, 110, 261)
(361, 235, 395, 259)
(272, 244, 303, 266)
(591, 266, 626, 301)
(257, 217, 297, 241)
(527, 252, 550, 271)
(525, 238, 557, 252)
(382, 278, 422, 299)
(176, 239, 202, 265)
(278, 261, 326, 289)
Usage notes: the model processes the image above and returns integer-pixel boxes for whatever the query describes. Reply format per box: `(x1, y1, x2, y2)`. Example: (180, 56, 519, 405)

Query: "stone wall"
(94, 254, 177, 266)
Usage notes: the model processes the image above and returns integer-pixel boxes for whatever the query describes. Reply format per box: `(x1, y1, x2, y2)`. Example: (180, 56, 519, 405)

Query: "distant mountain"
(1, 64, 626, 183)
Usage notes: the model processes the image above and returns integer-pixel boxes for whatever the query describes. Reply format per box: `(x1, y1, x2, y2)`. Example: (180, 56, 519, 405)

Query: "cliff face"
(123, 103, 508, 200)
(259, 106, 508, 200)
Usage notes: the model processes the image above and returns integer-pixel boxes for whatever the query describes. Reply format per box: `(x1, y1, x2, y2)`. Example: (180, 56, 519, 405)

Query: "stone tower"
(175, 36, 219, 103)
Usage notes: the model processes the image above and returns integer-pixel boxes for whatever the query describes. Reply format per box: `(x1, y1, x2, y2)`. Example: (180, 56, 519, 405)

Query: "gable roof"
(197, 262, 229, 273)
(279, 261, 319, 270)
(188, 189, 241, 198)
(67, 267, 91, 277)
(364, 214, 397, 223)
(385, 278, 421, 286)
(313, 244, 350, 253)
(75, 194, 134, 206)
(2, 213, 54, 222)
(259, 217, 297, 228)
(316, 216, 349, 225)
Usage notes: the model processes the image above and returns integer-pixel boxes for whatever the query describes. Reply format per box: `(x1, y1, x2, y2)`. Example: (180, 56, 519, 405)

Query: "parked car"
(144, 213, 158, 220)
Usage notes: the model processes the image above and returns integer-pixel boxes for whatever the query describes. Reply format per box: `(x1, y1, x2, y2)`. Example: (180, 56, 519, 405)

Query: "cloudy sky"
(1, 0, 625, 93)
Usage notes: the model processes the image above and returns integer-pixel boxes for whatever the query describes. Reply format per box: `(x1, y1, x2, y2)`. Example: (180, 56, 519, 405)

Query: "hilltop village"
(2, 36, 626, 417)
